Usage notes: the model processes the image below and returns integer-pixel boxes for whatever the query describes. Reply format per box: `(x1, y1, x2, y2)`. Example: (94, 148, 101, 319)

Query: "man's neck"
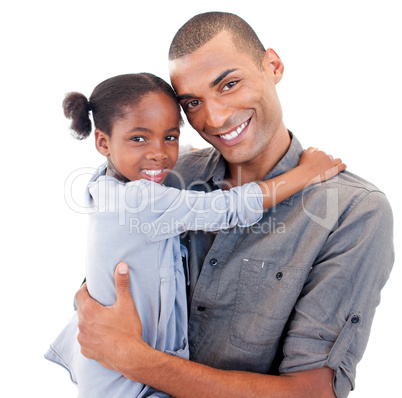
(224, 126, 291, 188)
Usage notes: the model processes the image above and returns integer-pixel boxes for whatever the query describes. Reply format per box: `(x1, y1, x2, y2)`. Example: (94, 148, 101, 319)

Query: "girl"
(45, 73, 345, 397)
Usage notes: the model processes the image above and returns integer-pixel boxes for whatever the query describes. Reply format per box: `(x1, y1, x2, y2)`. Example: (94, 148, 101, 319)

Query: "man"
(75, 12, 394, 397)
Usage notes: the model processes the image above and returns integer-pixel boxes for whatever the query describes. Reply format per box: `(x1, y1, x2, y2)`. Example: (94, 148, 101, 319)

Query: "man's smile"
(216, 118, 250, 145)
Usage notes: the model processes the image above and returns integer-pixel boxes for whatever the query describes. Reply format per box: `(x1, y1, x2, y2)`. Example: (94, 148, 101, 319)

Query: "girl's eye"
(165, 135, 178, 142)
(131, 136, 145, 143)
(222, 80, 239, 92)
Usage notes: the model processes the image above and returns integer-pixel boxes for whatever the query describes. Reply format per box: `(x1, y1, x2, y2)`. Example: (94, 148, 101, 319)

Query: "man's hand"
(74, 263, 336, 397)
(75, 262, 148, 376)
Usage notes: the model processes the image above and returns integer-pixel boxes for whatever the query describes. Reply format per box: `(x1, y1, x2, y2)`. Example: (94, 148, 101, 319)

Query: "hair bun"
(63, 92, 92, 139)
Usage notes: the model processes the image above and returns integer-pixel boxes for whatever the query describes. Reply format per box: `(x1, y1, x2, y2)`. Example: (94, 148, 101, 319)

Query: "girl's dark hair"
(63, 73, 182, 139)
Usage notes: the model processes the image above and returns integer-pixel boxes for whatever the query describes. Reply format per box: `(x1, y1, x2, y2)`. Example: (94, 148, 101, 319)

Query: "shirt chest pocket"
(230, 258, 307, 353)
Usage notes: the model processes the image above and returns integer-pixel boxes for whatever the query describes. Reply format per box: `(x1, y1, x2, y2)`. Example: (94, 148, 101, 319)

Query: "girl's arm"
(132, 147, 345, 240)
(257, 147, 346, 210)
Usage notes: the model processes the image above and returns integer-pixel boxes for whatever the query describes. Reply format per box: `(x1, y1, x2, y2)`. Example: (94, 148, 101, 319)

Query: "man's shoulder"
(334, 170, 391, 208)
(312, 170, 392, 222)
(166, 147, 221, 189)
(335, 170, 381, 193)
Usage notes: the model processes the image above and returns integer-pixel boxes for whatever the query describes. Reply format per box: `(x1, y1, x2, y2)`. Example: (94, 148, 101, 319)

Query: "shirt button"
(197, 306, 206, 312)
(351, 315, 360, 324)
(209, 258, 218, 266)
(276, 272, 283, 280)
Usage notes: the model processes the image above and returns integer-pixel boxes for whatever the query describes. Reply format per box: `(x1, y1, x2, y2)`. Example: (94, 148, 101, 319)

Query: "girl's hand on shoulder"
(299, 147, 347, 184)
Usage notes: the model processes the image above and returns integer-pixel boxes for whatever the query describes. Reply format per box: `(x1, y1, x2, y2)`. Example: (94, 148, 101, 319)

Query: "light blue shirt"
(45, 163, 263, 397)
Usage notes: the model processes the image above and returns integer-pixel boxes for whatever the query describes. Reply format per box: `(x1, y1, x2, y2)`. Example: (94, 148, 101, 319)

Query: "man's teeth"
(220, 120, 249, 140)
(142, 169, 163, 176)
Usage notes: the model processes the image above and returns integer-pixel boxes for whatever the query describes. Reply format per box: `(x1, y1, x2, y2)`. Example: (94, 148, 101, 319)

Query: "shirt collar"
(264, 132, 303, 180)
(207, 132, 303, 206)
(265, 132, 303, 206)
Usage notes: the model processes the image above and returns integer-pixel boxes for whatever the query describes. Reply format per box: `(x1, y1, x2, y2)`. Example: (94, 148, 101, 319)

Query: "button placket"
(276, 272, 283, 280)
(209, 258, 218, 266)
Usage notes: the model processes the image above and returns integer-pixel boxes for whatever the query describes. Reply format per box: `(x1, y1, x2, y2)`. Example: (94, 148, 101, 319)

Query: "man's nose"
(203, 98, 232, 130)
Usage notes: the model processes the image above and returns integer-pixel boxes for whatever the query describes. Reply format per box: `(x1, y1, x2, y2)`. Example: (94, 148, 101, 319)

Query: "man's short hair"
(169, 12, 266, 68)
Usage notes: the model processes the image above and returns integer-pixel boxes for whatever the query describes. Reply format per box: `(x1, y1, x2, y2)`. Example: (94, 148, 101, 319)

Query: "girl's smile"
(95, 92, 181, 184)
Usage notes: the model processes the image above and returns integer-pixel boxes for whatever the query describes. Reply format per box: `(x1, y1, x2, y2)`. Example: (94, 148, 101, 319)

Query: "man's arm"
(76, 263, 335, 398)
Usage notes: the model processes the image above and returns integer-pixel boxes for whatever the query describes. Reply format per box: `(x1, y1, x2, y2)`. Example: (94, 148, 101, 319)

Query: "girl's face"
(96, 92, 181, 184)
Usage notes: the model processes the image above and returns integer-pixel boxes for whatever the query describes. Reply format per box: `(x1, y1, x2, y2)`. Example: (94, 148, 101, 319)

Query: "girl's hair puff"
(63, 73, 182, 139)
(63, 92, 92, 140)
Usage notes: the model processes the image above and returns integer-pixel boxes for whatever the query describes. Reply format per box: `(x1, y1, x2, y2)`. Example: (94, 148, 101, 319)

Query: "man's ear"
(95, 129, 110, 156)
(263, 48, 284, 84)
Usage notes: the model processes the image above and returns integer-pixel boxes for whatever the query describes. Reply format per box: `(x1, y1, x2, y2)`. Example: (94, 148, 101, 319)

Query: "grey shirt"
(164, 133, 394, 398)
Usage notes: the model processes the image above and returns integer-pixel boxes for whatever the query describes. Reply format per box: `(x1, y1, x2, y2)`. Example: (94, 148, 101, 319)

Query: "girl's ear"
(95, 129, 110, 156)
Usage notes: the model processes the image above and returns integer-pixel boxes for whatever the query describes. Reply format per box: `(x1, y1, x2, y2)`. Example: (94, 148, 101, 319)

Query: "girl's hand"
(299, 147, 346, 185)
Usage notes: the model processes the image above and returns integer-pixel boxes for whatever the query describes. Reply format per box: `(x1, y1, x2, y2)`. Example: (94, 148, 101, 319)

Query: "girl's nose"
(145, 142, 168, 161)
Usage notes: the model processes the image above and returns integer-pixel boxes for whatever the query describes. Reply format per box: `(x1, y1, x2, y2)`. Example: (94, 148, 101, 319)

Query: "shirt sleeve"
(133, 180, 264, 241)
(279, 191, 394, 398)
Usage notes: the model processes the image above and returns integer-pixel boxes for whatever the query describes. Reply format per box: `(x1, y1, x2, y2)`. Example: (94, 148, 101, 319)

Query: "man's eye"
(222, 80, 239, 91)
(131, 136, 145, 142)
(185, 100, 201, 110)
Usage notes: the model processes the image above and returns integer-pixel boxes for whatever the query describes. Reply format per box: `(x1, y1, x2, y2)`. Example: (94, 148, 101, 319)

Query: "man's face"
(169, 31, 284, 165)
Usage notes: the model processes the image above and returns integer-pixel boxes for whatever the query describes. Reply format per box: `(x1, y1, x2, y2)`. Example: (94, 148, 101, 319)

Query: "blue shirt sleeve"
(134, 180, 264, 241)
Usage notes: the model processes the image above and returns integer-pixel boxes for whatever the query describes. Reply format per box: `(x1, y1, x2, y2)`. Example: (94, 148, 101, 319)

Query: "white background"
(1, 0, 400, 396)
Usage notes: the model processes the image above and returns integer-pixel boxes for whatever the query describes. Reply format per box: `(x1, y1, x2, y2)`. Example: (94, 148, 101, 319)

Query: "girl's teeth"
(142, 169, 163, 176)
(220, 120, 249, 140)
